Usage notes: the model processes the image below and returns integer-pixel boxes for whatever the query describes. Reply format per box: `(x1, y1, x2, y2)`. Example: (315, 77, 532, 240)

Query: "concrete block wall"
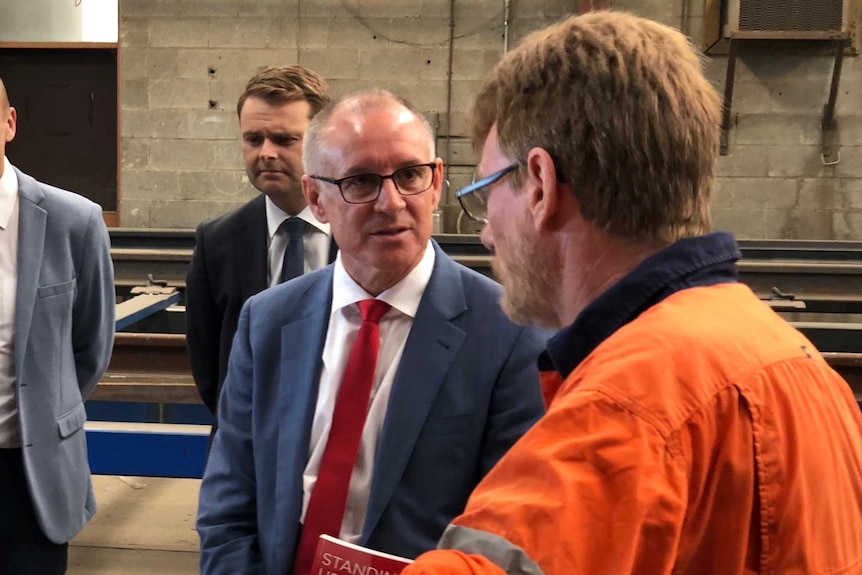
(613, 0, 862, 240)
(119, 0, 571, 230)
(120, 0, 862, 240)
(707, 55, 862, 240)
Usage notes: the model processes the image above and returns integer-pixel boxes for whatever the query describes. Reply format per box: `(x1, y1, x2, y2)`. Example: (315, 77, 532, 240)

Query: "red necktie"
(293, 298, 391, 575)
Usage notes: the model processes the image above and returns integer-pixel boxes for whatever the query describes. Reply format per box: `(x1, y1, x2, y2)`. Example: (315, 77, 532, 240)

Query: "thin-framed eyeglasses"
(455, 163, 519, 224)
(309, 163, 437, 204)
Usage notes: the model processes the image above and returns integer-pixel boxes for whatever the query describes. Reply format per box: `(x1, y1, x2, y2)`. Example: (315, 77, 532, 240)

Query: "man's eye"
(350, 175, 376, 188)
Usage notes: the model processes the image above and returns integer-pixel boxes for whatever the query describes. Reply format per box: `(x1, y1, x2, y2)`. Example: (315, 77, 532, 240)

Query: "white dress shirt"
(0, 157, 21, 448)
(265, 197, 331, 288)
(301, 241, 436, 543)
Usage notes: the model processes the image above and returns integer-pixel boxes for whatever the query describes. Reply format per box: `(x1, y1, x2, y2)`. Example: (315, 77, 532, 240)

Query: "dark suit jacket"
(197, 242, 549, 575)
(185, 194, 336, 419)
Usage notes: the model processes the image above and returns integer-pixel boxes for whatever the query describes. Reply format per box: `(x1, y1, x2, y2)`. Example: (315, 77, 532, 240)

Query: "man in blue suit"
(197, 90, 547, 575)
(0, 78, 115, 574)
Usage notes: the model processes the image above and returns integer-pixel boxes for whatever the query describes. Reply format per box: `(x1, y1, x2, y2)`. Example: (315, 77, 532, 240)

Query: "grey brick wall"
(119, 0, 862, 240)
(612, 0, 862, 240)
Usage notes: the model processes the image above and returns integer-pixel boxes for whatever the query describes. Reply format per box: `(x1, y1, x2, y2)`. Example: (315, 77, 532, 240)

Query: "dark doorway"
(0, 48, 117, 211)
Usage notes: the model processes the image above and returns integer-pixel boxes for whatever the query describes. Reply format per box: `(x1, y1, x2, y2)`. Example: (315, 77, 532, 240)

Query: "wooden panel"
(92, 374, 198, 404)
(704, 0, 724, 51)
(0, 48, 118, 211)
(109, 333, 190, 374)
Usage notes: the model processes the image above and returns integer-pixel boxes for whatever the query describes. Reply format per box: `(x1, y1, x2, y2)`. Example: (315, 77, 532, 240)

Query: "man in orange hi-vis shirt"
(403, 10, 862, 575)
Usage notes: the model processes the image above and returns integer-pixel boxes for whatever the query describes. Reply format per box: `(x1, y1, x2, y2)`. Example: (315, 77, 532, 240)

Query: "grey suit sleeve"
(197, 301, 265, 575)
(72, 204, 115, 400)
(479, 325, 548, 476)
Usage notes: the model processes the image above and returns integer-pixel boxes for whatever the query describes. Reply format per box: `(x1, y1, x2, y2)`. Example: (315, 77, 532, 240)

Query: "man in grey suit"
(198, 90, 548, 575)
(0, 78, 115, 574)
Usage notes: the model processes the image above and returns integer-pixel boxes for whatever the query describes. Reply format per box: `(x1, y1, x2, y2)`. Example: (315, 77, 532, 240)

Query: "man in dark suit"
(185, 66, 336, 426)
(0, 78, 115, 574)
(197, 90, 548, 575)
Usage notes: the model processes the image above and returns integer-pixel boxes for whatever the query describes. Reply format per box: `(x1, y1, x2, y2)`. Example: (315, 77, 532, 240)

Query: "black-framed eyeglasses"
(455, 163, 519, 224)
(310, 163, 437, 204)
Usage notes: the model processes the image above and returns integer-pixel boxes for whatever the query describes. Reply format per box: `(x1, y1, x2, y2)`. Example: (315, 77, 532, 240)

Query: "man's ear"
(524, 147, 560, 231)
(430, 158, 443, 210)
(302, 175, 329, 224)
(4, 107, 16, 142)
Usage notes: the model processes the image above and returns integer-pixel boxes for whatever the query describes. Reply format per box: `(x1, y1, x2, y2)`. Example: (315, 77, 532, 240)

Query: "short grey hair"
(303, 89, 436, 176)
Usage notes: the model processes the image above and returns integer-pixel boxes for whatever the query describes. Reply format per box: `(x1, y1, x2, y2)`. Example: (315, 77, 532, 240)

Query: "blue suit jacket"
(198, 242, 548, 574)
(12, 167, 115, 543)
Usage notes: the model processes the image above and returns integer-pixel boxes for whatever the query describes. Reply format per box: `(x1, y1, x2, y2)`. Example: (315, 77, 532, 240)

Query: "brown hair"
(473, 11, 721, 243)
(0, 77, 8, 112)
(236, 66, 330, 118)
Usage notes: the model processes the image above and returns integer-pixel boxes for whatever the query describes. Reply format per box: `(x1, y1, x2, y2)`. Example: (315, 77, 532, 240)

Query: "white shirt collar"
(0, 158, 19, 231)
(265, 195, 330, 239)
(331, 240, 436, 319)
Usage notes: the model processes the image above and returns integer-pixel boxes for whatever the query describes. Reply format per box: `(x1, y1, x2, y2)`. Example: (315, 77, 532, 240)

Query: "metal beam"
(115, 290, 180, 331)
(86, 422, 209, 479)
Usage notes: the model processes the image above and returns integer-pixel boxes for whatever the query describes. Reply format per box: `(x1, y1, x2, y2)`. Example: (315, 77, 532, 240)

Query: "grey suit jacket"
(12, 166, 115, 544)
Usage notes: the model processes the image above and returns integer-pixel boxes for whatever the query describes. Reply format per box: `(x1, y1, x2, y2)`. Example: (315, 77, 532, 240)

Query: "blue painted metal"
(86, 401, 213, 425)
(165, 403, 214, 425)
(86, 401, 159, 423)
(87, 427, 208, 479)
(115, 291, 180, 331)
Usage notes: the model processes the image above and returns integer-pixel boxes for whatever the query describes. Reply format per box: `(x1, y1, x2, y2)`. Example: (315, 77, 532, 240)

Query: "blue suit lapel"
(361, 243, 467, 541)
(13, 169, 46, 371)
(274, 270, 334, 569)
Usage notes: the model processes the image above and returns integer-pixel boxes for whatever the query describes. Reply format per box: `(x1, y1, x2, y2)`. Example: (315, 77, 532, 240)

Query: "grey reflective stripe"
(437, 524, 545, 575)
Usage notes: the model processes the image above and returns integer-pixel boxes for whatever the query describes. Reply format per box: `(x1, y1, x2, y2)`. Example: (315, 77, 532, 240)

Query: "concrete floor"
(68, 475, 201, 575)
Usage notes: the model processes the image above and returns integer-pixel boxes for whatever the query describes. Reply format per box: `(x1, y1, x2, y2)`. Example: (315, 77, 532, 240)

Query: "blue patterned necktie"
(279, 218, 307, 283)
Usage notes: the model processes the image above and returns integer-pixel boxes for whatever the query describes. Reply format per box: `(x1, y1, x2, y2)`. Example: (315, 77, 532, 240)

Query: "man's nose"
(375, 177, 406, 212)
(259, 139, 277, 159)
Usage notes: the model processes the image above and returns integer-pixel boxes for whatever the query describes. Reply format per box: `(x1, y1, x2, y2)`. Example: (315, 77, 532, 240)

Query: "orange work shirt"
(403, 283, 862, 575)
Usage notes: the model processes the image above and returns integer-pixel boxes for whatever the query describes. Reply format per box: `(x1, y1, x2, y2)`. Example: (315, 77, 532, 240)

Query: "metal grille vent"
(739, 0, 843, 32)
(725, 0, 849, 39)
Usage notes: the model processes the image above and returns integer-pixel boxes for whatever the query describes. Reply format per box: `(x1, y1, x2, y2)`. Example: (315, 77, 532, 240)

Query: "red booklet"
(311, 534, 413, 575)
